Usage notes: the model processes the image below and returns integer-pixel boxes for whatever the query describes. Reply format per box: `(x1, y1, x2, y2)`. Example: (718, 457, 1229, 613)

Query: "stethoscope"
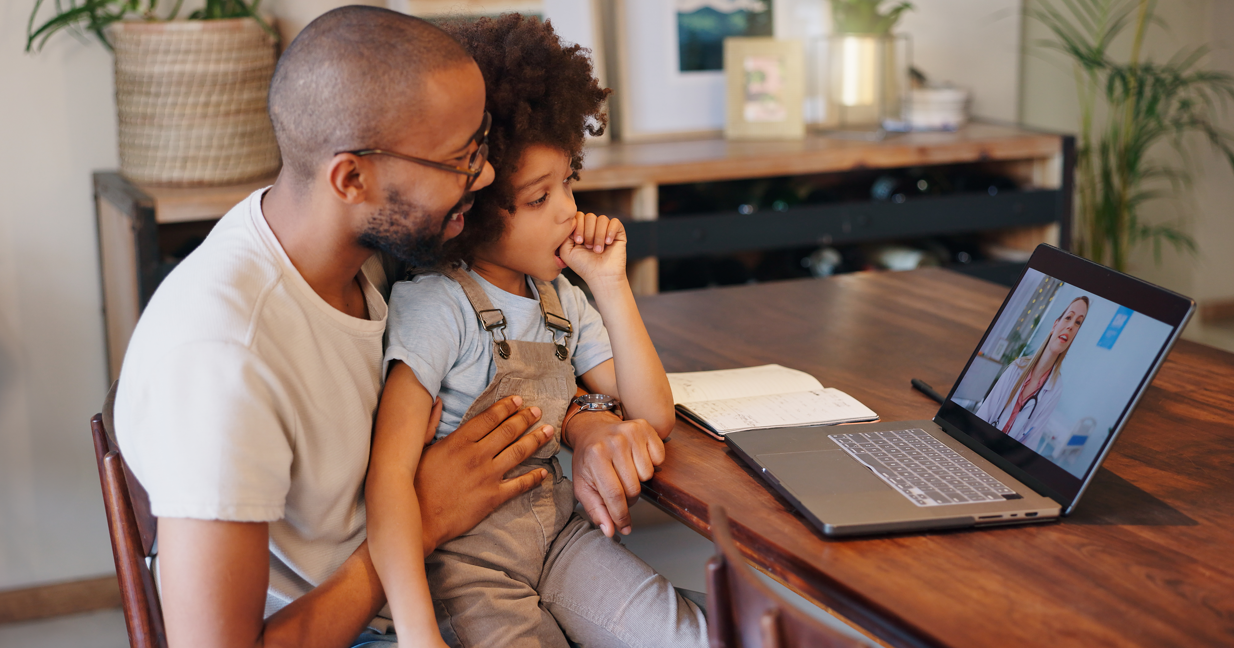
(994, 390, 1040, 441)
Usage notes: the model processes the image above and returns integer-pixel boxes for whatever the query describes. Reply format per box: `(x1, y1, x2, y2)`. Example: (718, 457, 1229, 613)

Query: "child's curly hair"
(439, 13, 611, 264)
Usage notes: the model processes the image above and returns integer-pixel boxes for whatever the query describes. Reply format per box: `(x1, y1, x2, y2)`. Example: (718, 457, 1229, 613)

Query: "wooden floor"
(0, 608, 130, 648)
(0, 576, 120, 624)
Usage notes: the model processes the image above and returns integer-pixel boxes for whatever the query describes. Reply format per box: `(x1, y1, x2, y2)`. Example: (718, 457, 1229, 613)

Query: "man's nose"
(472, 161, 496, 193)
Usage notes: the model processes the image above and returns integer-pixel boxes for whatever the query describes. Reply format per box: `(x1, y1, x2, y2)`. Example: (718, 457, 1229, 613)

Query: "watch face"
(577, 393, 617, 409)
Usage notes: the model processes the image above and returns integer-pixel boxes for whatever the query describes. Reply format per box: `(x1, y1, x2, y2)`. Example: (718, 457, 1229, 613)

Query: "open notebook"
(667, 364, 877, 438)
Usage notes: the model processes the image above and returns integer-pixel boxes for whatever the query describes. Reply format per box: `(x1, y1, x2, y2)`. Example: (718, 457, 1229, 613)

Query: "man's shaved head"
(268, 6, 472, 184)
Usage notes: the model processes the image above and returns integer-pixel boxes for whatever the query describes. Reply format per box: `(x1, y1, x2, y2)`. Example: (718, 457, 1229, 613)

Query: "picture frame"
(723, 37, 804, 140)
(606, 0, 824, 142)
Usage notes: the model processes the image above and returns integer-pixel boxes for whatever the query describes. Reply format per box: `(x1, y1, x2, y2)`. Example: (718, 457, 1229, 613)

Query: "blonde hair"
(1001, 296, 1090, 414)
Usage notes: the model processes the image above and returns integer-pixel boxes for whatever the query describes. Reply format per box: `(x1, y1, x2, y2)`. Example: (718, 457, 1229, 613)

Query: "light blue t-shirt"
(384, 268, 612, 438)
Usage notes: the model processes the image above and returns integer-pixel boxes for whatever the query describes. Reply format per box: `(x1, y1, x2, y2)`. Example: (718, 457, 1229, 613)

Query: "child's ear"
(324, 154, 371, 205)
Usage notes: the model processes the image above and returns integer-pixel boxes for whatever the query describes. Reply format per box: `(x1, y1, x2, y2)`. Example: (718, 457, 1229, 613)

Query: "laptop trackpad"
(757, 449, 889, 494)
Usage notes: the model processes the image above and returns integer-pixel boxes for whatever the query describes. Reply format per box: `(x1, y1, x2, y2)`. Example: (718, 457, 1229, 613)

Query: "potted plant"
(831, 0, 913, 34)
(1032, 0, 1234, 272)
(824, 0, 913, 129)
(26, 1, 282, 186)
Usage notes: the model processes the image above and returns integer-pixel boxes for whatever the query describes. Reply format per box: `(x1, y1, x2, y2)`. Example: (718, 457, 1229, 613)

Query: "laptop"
(725, 244, 1195, 536)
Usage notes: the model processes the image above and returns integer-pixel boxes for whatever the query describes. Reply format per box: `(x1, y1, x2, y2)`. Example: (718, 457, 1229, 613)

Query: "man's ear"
(325, 154, 372, 205)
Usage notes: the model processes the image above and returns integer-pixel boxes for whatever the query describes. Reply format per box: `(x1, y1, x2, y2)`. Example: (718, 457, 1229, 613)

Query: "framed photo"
(607, 0, 823, 142)
(723, 37, 804, 140)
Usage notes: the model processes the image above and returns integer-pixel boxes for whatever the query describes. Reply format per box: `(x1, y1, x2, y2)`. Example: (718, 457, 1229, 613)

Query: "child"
(365, 14, 708, 648)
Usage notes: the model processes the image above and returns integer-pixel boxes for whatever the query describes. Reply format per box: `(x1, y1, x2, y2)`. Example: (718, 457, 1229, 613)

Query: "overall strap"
(532, 278, 573, 361)
(442, 266, 512, 359)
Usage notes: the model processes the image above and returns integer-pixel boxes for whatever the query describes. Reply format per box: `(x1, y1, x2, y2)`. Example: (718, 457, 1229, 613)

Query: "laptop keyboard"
(829, 428, 1022, 507)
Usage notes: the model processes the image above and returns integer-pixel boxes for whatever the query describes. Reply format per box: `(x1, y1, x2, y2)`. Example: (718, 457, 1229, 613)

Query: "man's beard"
(358, 188, 470, 269)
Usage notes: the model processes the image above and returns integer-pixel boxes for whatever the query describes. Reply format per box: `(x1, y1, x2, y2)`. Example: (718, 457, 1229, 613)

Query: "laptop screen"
(936, 246, 1193, 512)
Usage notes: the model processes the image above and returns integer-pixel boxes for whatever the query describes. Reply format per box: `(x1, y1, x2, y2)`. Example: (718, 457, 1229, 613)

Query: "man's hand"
(157, 394, 553, 648)
(566, 410, 665, 537)
(415, 395, 554, 554)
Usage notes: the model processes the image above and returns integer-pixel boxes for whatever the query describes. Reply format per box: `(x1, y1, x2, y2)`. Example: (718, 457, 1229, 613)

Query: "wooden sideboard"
(571, 122, 1072, 293)
(94, 122, 1072, 381)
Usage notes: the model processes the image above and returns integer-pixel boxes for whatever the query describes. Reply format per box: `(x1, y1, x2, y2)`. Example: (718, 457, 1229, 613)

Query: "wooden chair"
(706, 505, 865, 648)
(91, 383, 168, 648)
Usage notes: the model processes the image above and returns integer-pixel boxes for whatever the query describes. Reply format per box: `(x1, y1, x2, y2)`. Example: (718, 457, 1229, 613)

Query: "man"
(114, 7, 658, 647)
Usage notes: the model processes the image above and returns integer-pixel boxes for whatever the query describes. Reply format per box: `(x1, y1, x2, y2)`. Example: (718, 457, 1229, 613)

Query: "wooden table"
(637, 268, 1234, 648)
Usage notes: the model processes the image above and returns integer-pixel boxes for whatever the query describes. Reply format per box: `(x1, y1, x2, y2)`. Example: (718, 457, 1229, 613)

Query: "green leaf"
(26, 0, 276, 50)
(833, 0, 913, 34)
(27, 1, 119, 52)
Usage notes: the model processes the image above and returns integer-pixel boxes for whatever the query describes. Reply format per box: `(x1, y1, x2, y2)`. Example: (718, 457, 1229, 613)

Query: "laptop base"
(726, 420, 1061, 538)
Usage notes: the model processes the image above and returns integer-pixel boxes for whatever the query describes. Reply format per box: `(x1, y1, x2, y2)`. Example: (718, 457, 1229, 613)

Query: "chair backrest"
(705, 505, 866, 648)
(92, 382, 168, 648)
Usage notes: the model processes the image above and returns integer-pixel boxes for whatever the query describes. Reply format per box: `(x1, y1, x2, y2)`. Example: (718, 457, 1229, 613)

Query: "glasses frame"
(339, 112, 491, 192)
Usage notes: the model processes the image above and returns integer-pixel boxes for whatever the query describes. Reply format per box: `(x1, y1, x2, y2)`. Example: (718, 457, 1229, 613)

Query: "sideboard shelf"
(95, 122, 1073, 381)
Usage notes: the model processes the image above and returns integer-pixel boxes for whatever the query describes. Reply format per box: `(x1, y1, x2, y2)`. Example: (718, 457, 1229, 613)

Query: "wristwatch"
(561, 394, 622, 444)
(573, 393, 620, 413)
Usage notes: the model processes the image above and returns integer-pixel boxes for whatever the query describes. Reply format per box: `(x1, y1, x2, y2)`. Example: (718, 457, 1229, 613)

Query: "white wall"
(0, 5, 118, 589)
(899, 0, 1023, 122)
(1192, 0, 1234, 303)
(1020, 0, 1234, 302)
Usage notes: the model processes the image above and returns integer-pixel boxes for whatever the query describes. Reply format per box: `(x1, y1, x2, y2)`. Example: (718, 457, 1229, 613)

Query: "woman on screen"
(975, 296, 1089, 450)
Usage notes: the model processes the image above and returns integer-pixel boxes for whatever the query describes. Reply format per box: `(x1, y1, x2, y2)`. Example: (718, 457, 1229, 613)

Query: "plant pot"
(107, 18, 280, 186)
(810, 33, 910, 130)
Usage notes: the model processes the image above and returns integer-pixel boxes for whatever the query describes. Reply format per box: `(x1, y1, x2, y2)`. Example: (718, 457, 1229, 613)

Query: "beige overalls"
(424, 268, 706, 648)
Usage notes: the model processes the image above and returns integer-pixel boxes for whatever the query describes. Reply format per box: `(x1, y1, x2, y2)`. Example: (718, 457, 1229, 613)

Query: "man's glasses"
(340, 112, 491, 193)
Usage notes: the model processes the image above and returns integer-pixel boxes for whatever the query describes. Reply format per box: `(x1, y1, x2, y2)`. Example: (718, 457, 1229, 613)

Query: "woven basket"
(108, 18, 280, 186)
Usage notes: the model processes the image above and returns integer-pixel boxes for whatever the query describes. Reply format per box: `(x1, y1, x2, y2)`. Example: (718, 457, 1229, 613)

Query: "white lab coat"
(974, 358, 1064, 451)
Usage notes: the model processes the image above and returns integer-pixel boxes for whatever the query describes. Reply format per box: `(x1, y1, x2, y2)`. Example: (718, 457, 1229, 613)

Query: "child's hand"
(558, 211, 627, 290)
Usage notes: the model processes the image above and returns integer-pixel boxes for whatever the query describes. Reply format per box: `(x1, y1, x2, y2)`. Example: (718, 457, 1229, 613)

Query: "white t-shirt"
(115, 188, 389, 617)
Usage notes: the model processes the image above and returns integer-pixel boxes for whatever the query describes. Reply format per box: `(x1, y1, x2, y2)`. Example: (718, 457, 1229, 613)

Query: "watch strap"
(561, 395, 622, 446)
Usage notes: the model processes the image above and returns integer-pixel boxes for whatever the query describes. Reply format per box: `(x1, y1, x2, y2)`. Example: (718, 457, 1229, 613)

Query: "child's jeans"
(427, 458, 708, 648)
